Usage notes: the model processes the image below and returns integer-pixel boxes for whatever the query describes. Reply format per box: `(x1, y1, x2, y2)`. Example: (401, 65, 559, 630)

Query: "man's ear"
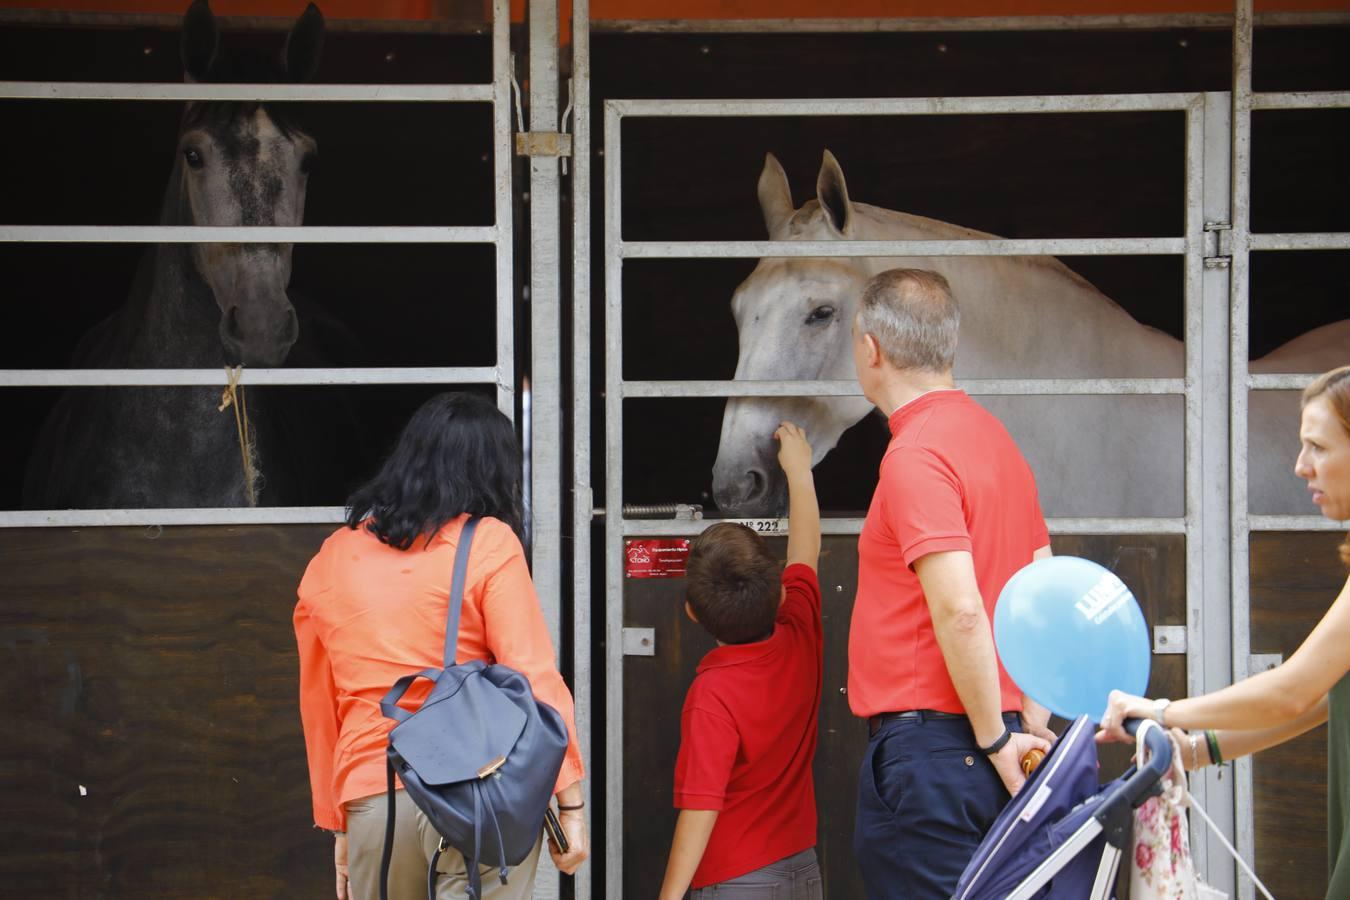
(685, 600, 698, 624)
(778, 584, 787, 608)
(863, 332, 884, 369)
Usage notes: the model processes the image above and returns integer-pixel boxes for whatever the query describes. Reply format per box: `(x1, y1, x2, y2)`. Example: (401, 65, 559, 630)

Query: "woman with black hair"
(295, 392, 588, 900)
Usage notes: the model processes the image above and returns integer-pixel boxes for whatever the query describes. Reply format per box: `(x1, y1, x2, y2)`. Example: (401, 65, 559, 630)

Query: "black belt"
(868, 709, 965, 736)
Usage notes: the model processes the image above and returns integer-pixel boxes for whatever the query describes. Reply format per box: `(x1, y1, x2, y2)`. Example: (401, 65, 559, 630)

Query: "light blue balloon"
(993, 556, 1151, 721)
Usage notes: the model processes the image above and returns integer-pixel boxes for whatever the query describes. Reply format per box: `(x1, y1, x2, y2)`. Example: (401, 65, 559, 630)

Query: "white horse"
(712, 151, 1350, 519)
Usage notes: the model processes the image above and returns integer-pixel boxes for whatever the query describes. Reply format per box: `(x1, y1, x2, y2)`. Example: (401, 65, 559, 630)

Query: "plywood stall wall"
(0, 526, 336, 898)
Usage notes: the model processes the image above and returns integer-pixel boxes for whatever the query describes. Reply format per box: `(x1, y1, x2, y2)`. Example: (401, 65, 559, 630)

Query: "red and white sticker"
(624, 539, 691, 579)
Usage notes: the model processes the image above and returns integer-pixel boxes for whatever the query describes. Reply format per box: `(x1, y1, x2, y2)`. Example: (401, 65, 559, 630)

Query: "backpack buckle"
(476, 755, 506, 779)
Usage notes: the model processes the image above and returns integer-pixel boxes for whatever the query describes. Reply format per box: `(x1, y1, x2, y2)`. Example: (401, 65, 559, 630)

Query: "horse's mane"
(795, 198, 1106, 300)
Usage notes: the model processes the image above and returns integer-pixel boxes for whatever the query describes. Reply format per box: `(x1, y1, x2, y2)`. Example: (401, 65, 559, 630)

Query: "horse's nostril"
(747, 468, 767, 500)
(224, 305, 244, 342)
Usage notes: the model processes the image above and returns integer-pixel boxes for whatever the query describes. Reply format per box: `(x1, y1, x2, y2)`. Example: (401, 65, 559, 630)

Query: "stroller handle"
(1121, 716, 1173, 802)
(1090, 717, 1174, 850)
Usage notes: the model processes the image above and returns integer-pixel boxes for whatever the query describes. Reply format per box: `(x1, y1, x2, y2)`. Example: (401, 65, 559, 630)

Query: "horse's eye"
(183, 148, 204, 170)
(300, 152, 317, 175)
(805, 305, 835, 325)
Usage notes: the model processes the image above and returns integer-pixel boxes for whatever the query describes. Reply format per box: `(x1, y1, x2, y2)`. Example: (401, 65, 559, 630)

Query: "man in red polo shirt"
(848, 268, 1055, 899)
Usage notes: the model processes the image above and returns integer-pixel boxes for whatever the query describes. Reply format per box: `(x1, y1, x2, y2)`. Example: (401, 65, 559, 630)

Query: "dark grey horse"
(24, 0, 326, 509)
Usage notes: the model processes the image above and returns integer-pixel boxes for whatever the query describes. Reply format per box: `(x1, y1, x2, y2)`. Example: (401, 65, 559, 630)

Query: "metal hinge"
(622, 627, 656, 657)
(1203, 220, 1232, 269)
(515, 131, 573, 158)
(1153, 625, 1186, 654)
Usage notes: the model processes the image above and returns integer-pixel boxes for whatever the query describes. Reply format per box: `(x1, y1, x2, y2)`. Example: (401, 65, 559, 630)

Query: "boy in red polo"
(658, 422, 824, 900)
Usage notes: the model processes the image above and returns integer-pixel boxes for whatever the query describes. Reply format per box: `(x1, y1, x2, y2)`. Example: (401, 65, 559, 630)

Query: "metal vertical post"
(528, 0, 563, 652)
(528, 2, 563, 897)
(571, 0, 595, 896)
(492, 0, 514, 418)
(1194, 90, 1238, 897)
(1229, 2, 1256, 898)
(603, 100, 626, 900)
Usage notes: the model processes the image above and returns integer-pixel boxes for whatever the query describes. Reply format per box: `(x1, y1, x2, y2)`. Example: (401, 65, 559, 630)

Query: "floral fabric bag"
(1129, 725, 1230, 900)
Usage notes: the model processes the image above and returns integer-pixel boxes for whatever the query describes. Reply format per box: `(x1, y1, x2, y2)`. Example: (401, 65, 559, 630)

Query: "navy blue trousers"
(854, 712, 1022, 900)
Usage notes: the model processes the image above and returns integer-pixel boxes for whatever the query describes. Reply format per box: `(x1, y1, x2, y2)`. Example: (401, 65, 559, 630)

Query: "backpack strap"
(380, 757, 397, 900)
(443, 516, 482, 668)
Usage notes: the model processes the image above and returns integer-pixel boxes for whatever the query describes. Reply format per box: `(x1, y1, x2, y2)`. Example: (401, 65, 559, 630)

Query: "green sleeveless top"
(1328, 672, 1350, 897)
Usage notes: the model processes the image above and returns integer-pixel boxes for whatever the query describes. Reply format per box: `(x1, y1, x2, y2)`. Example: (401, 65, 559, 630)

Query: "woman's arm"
(294, 599, 345, 832)
(1102, 575, 1350, 740)
(1176, 695, 1330, 770)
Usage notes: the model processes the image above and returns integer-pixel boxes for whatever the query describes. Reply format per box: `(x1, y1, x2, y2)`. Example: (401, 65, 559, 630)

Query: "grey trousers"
(346, 788, 543, 900)
(690, 848, 823, 899)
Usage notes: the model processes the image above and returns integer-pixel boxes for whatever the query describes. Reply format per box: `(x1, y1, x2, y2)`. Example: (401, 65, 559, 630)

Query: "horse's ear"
(817, 149, 853, 236)
(181, 0, 219, 84)
(758, 153, 794, 238)
(285, 3, 325, 83)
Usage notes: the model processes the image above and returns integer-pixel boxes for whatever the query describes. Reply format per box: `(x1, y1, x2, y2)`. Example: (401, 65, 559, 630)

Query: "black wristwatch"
(978, 727, 1012, 756)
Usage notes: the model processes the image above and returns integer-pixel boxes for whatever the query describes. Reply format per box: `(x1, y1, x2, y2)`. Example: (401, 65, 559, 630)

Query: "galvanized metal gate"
(580, 4, 1348, 899)
(0, 2, 567, 897)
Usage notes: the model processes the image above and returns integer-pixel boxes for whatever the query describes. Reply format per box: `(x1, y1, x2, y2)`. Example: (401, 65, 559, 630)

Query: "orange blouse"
(294, 514, 585, 831)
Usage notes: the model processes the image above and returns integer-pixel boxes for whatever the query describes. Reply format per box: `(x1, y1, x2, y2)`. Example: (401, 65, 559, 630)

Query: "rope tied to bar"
(218, 366, 259, 506)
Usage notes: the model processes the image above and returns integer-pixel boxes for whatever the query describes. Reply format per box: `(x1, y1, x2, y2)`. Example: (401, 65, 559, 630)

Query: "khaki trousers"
(346, 789, 543, 900)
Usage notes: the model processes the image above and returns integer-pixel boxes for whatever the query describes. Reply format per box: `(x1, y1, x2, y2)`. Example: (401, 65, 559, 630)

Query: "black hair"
(346, 392, 525, 550)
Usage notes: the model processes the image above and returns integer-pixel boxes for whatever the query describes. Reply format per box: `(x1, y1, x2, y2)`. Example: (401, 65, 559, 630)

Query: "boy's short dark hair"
(686, 522, 781, 644)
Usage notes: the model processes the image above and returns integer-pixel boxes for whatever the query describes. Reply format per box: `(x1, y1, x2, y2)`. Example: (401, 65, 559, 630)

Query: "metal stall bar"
(624, 378, 1186, 397)
(1, 0, 519, 527)
(0, 368, 500, 386)
(1249, 233, 1350, 251)
(623, 238, 1185, 257)
(604, 92, 1207, 897)
(622, 518, 1188, 537)
(0, 82, 494, 102)
(1229, 1, 1255, 896)
(571, 0, 595, 895)
(608, 92, 1199, 116)
(1252, 89, 1350, 110)
(0, 226, 496, 242)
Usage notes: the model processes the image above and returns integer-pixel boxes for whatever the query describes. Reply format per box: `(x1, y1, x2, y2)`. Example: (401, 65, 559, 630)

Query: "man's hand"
(333, 833, 349, 900)
(774, 421, 813, 479)
(988, 731, 1052, 797)
(1021, 697, 1057, 745)
(549, 809, 589, 875)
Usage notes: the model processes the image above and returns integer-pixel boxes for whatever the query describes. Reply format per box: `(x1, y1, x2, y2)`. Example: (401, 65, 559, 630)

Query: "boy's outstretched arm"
(775, 421, 820, 571)
(658, 809, 719, 900)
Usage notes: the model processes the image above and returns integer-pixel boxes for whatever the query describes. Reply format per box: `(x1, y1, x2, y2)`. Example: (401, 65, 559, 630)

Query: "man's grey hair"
(856, 268, 960, 372)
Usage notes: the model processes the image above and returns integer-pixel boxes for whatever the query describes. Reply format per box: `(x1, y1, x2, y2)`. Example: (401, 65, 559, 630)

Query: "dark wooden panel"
(0, 526, 334, 899)
(1250, 531, 1348, 900)
(622, 532, 1185, 898)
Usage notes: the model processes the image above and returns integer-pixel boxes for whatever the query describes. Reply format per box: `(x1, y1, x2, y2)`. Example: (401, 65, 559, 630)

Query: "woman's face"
(1295, 396, 1350, 521)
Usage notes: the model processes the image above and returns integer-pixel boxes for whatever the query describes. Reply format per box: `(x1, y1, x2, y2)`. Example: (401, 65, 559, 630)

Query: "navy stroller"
(953, 715, 1173, 900)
